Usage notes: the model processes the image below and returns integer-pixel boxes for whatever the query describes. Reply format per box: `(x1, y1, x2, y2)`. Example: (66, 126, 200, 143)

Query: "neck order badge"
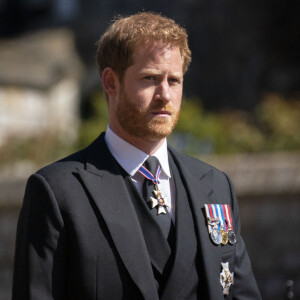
(138, 159, 168, 215)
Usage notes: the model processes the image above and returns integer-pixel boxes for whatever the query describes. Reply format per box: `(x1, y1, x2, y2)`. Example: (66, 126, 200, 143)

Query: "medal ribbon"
(223, 204, 234, 231)
(138, 163, 161, 185)
(204, 204, 210, 219)
(211, 204, 221, 230)
(218, 204, 228, 231)
(204, 204, 213, 233)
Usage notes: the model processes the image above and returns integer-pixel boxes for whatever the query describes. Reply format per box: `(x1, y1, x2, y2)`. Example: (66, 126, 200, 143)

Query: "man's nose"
(155, 80, 171, 103)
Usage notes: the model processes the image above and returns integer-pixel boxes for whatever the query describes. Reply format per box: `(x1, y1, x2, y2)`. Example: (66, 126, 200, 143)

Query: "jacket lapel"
(77, 134, 159, 300)
(167, 148, 224, 300)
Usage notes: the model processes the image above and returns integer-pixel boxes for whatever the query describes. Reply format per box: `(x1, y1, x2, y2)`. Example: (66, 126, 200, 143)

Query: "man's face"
(110, 42, 183, 143)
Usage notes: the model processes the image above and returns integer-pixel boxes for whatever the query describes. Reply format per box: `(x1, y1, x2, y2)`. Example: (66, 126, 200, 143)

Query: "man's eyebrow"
(139, 69, 183, 78)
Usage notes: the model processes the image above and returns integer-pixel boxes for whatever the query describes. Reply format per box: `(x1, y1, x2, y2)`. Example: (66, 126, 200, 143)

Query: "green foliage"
(76, 91, 109, 149)
(169, 94, 300, 155)
(76, 91, 300, 155)
(1, 91, 299, 167)
(0, 134, 71, 167)
(255, 94, 300, 151)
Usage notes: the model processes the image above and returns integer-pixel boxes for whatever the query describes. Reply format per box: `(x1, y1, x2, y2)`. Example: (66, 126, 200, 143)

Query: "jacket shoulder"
(168, 146, 223, 176)
(35, 147, 87, 183)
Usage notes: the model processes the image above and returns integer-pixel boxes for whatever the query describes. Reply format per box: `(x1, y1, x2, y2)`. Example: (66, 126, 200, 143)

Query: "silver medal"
(210, 227, 222, 245)
(228, 230, 237, 245)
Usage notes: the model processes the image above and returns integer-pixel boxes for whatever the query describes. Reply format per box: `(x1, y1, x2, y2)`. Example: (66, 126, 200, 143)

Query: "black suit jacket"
(12, 133, 261, 299)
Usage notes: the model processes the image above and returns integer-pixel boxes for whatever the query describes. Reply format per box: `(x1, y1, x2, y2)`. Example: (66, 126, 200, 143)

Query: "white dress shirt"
(105, 126, 175, 220)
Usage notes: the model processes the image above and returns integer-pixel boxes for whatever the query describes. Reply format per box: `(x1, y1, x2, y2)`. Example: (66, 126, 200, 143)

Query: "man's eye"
(169, 78, 180, 83)
(144, 76, 155, 80)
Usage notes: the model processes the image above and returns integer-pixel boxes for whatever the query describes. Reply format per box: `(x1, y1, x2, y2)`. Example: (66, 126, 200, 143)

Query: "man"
(12, 12, 261, 299)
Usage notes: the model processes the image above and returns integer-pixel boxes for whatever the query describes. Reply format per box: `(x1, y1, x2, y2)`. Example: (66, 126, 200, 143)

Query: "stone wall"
(0, 163, 30, 300)
(1, 152, 300, 299)
(0, 29, 83, 146)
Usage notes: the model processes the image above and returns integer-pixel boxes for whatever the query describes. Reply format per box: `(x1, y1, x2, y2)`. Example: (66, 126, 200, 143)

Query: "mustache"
(147, 103, 177, 114)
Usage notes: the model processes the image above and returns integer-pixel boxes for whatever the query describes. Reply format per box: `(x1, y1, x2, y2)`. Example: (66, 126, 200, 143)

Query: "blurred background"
(0, 0, 299, 299)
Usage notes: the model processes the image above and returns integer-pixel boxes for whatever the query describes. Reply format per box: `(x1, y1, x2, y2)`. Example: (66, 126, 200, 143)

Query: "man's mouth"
(152, 110, 171, 117)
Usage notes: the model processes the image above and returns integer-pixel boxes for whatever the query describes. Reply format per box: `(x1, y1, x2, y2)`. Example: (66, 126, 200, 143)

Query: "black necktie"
(142, 156, 172, 241)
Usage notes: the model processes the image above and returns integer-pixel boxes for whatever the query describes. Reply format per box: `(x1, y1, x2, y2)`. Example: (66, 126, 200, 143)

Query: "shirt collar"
(105, 125, 171, 178)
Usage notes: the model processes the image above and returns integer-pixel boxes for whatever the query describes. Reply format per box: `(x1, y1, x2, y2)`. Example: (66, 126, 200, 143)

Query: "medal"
(223, 204, 237, 244)
(217, 205, 228, 245)
(210, 226, 222, 245)
(138, 162, 168, 215)
(205, 203, 236, 246)
(204, 204, 215, 233)
(227, 230, 237, 244)
(149, 185, 168, 214)
(208, 218, 222, 245)
(205, 204, 221, 244)
(220, 262, 234, 295)
(221, 230, 228, 245)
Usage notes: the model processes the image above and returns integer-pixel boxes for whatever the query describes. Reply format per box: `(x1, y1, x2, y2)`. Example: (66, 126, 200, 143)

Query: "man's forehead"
(134, 41, 180, 55)
(132, 41, 183, 69)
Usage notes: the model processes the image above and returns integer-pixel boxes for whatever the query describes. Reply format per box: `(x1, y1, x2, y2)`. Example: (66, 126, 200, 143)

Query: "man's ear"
(101, 67, 120, 97)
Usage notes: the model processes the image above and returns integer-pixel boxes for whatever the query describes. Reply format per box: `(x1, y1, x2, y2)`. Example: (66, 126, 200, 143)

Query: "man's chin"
(145, 124, 174, 140)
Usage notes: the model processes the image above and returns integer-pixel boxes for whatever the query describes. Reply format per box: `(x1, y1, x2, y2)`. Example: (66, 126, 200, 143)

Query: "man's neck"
(108, 124, 166, 155)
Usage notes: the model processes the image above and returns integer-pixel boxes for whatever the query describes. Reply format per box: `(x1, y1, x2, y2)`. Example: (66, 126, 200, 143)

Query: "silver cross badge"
(220, 262, 234, 295)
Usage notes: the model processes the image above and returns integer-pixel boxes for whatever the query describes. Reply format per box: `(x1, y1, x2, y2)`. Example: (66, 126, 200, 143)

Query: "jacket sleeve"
(12, 173, 66, 300)
(224, 173, 262, 300)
